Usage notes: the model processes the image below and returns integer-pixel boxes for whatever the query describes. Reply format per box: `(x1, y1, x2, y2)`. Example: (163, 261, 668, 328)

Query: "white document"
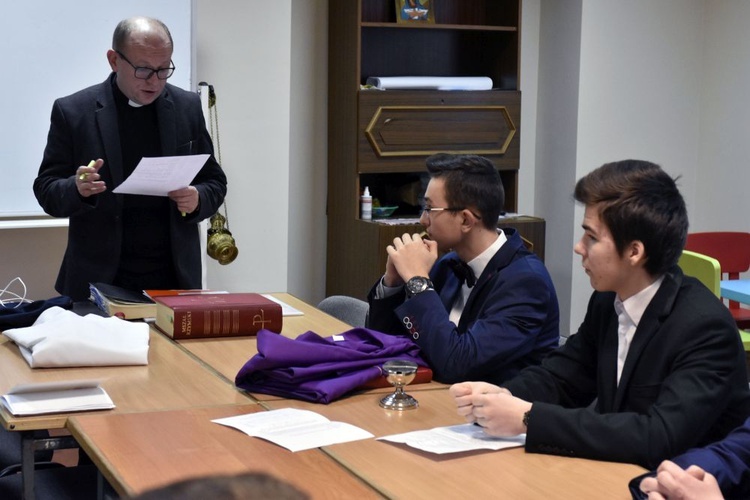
(261, 294, 304, 317)
(378, 423, 525, 454)
(112, 154, 210, 196)
(1, 380, 115, 416)
(212, 408, 373, 452)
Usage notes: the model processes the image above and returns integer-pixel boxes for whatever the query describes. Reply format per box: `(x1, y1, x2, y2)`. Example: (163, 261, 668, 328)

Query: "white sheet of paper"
(261, 294, 304, 316)
(112, 154, 210, 196)
(378, 423, 526, 454)
(212, 408, 373, 452)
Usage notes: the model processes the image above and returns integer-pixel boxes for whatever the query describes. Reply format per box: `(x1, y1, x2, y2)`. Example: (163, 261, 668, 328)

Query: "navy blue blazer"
(367, 228, 560, 384)
(504, 266, 750, 469)
(672, 416, 750, 499)
(34, 75, 227, 300)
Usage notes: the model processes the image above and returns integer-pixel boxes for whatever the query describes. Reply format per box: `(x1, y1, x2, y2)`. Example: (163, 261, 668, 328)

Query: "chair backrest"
(317, 295, 369, 328)
(678, 250, 721, 297)
(685, 232, 750, 280)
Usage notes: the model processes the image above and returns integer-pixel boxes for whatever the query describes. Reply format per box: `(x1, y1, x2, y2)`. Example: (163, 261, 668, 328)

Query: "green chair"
(679, 250, 750, 351)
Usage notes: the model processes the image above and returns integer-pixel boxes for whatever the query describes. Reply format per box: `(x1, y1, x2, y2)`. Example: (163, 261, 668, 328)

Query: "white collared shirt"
(449, 230, 507, 324)
(613, 275, 665, 385)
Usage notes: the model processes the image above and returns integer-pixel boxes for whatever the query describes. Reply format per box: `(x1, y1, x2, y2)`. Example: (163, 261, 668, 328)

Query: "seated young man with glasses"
(33, 16, 226, 302)
(367, 153, 560, 384)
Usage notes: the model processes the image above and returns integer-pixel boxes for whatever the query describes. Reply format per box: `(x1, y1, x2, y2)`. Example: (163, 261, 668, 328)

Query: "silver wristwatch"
(405, 276, 434, 298)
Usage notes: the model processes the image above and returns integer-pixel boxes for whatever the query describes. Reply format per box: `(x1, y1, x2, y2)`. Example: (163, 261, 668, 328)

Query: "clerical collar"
(110, 73, 155, 109)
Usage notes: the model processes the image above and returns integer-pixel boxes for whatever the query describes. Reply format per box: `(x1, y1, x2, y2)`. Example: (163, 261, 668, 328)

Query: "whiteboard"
(0, 1, 192, 217)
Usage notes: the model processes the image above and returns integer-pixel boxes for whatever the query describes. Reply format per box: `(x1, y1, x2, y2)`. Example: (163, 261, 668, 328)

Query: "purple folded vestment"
(235, 328, 427, 403)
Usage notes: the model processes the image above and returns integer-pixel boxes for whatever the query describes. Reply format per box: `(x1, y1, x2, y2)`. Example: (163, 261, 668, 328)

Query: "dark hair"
(113, 17, 173, 52)
(425, 153, 505, 231)
(130, 472, 308, 500)
(573, 159, 688, 275)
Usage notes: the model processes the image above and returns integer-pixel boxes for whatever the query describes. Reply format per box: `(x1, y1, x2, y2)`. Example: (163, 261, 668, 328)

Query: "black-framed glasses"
(421, 205, 482, 220)
(115, 50, 175, 80)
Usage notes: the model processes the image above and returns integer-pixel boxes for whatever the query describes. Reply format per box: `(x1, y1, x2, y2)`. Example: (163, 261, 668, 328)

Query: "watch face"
(406, 276, 433, 296)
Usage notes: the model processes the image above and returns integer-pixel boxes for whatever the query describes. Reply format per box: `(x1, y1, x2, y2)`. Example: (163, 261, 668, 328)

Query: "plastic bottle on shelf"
(361, 186, 372, 220)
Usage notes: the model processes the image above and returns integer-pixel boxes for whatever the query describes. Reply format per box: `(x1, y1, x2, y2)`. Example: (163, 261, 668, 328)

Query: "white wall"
(517, 0, 541, 216)
(287, 1, 329, 305)
(695, 1, 750, 233)
(194, 0, 292, 296)
(0, 228, 66, 300)
(534, 0, 750, 335)
(194, 0, 328, 304)
(532, 0, 584, 336)
(194, 0, 329, 306)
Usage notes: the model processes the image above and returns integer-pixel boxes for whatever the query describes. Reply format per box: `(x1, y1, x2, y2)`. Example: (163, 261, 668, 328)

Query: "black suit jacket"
(34, 75, 227, 300)
(504, 266, 750, 469)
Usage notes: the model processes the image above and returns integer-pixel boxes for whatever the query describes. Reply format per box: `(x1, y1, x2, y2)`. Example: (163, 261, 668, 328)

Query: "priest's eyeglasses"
(115, 50, 175, 80)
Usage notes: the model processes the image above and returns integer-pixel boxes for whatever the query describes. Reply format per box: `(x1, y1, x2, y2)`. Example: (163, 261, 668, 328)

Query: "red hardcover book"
(153, 293, 283, 339)
(359, 365, 433, 389)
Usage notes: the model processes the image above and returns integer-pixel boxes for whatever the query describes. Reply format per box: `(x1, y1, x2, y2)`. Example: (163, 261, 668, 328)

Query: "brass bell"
(207, 213, 238, 265)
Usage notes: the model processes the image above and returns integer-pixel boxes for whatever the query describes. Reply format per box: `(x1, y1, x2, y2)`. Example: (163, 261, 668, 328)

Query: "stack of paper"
(1, 380, 115, 416)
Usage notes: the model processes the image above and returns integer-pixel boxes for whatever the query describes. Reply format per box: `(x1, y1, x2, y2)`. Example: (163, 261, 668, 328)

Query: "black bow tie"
(447, 259, 477, 288)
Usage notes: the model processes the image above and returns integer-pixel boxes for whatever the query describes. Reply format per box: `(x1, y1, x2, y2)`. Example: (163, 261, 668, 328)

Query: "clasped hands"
(639, 460, 723, 500)
(75, 159, 199, 214)
(383, 232, 438, 287)
(450, 381, 532, 436)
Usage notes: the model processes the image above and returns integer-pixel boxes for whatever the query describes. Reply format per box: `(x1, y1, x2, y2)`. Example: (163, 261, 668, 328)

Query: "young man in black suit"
(450, 159, 750, 469)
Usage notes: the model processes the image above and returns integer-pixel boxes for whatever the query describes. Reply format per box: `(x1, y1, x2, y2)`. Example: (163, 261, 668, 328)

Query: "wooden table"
(176, 292, 447, 400)
(68, 404, 379, 499)
(0, 330, 248, 432)
(0, 329, 249, 499)
(263, 389, 646, 499)
(69, 388, 646, 499)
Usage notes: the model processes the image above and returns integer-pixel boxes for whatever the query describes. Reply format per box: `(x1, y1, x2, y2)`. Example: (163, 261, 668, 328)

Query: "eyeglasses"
(115, 50, 175, 80)
(421, 205, 482, 220)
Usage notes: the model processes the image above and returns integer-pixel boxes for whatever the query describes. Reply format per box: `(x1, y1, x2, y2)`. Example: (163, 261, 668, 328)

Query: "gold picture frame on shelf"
(395, 0, 435, 24)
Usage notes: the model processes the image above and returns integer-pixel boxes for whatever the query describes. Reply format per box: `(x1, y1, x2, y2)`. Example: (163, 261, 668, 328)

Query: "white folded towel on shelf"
(365, 76, 493, 90)
(3, 306, 150, 367)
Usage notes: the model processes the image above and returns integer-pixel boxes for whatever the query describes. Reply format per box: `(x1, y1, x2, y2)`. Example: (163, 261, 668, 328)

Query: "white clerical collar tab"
(128, 100, 143, 108)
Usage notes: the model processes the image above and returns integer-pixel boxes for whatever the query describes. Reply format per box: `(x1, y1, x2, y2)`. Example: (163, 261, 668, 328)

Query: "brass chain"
(206, 85, 230, 230)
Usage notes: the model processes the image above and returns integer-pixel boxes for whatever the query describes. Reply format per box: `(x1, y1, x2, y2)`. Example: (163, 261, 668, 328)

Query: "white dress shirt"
(613, 275, 665, 384)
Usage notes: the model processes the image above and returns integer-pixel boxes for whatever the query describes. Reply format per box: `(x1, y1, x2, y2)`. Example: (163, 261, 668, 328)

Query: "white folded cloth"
(3, 306, 149, 367)
(365, 76, 493, 90)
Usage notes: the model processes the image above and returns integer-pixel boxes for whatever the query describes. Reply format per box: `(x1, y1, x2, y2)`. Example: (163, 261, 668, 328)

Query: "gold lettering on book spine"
(222, 309, 230, 334)
(181, 311, 192, 336)
(207, 310, 215, 334)
(253, 308, 272, 329)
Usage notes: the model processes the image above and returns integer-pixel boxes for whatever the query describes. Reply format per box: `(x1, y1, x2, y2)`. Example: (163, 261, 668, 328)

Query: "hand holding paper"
(168, 185, 200, 215)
